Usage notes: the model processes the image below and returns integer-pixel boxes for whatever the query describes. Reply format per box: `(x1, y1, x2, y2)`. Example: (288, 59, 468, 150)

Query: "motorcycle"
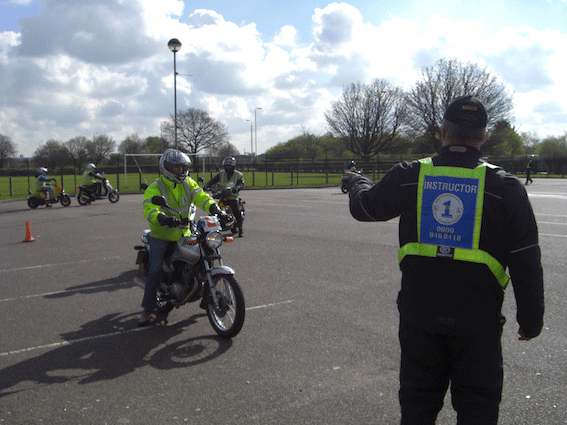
(133, 195, 245, 338)
(340, 176, 350, 193)
(341, 169, 363, 193)
(200, 178, 245, 235)
(27, 182, 71, 208)
(77, 177, 120, 205)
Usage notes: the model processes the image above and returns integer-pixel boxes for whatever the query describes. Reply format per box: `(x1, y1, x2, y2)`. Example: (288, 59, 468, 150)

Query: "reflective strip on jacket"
(219, 170, 244, 200)
(398, 157, 510, 289)
(143, 176, 217, 241)
(83, 170, 96, 185)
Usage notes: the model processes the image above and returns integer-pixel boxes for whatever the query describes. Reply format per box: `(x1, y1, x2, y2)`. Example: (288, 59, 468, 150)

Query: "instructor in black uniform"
(347, 96, 544, 425)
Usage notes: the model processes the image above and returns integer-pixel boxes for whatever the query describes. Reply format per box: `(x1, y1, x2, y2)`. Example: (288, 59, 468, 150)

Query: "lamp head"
(168, 38, 182, 53)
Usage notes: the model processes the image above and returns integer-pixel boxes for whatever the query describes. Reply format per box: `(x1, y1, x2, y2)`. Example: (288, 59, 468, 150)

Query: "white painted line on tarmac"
(246, 299, 294, 310)
(540, 233, 567, 238)
(0, 327, 148, 357)
(0, 256, 120, 273)
(0, 281, 132, 303)
(0, 300, 294, 357)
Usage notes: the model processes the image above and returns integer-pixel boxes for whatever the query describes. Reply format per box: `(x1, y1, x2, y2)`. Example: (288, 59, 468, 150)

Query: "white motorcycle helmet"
(159, 149, 191, 184)
(86, 163, 97, 172)
(37, 167, 48, 176)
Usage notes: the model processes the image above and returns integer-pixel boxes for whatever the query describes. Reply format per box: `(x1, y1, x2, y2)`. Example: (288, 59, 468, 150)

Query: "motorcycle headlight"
(205, 231, 223, 249)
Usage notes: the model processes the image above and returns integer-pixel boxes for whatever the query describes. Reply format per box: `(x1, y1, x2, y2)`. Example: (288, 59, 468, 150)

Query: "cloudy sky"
(1, 0, 566, 157)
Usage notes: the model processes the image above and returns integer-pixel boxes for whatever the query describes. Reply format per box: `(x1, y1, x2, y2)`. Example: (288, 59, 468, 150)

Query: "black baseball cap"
(443, 96, 487, 129)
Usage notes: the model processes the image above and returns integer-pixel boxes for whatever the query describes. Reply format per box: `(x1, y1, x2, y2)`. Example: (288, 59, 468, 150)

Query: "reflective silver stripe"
(147, 208, 160, 222)
(182, 180, 191, 196)
(190, 186, 202, 198)
(157, 180, 168, 204)
(143, 198, 153, 205)
(201, 198, 214, 211)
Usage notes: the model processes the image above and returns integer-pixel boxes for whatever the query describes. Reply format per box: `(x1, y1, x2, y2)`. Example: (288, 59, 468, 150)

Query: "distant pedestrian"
(525, 160, 533, 185)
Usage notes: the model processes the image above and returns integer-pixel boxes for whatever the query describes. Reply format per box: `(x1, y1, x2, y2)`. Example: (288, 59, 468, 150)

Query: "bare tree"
(0, 134, 17, 168)
(162, 108, 230, 159)
(65, 136, 89, 171)
(209, 142, 240, 159)
(86, 134, 116, 165)
(325, 79, 408, 158)
(406, 58, 514, 153)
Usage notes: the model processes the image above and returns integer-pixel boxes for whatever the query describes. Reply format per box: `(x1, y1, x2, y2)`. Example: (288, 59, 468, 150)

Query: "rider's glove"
(232, 187, 238, 194)
(217, 210, 231, 228)
(208, 204, 221, 216)
(157, 214, 180, 227)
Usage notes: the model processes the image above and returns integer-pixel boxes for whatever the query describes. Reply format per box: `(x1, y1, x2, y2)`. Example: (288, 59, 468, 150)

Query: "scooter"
(133, 196, 245, 338)
(77, 177, 120, 205)
(27, 182, 71, 208)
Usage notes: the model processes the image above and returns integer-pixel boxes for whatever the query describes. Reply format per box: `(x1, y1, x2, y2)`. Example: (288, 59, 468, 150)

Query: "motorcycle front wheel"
(108, 191, 119, 203)
(341, 182, 348, 193)
(60, 195, 71, 207)
(206, 274, 245, 338)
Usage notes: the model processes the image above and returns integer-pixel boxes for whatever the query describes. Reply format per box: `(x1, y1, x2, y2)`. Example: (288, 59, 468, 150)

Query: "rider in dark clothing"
(204, 157, 245, 237)
(348, 96, 544, 425)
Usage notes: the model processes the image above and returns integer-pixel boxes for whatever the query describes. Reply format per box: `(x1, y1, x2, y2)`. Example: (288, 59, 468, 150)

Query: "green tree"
(119, 134, 144, 155)
(537, 135, 567, 174)
(483, 121, 524, 157)
(33, 139, 70, 171)
(143, 136, 170, 154)
(325, 79, 407, 159)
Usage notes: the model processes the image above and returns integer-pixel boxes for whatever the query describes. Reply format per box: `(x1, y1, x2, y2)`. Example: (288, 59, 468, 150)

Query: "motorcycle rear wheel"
(77, 193, 90, 205)
(206, 274, 245, 338)
(27, 197, 40, 209)
(108, 191, 119, 203)
(341, 182, 348, 193)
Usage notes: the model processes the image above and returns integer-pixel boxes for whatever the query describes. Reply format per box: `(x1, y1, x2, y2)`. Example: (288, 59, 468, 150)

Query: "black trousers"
(226, 199, 243, 229)
(399, 320, 503, 425)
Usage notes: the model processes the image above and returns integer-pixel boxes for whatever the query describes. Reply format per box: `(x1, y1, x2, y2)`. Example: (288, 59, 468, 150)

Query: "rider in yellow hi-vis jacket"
(139, 149, 229, 326)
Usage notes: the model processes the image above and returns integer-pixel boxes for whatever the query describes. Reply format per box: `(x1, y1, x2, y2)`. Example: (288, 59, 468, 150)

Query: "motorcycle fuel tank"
(174, 236, 201, 265)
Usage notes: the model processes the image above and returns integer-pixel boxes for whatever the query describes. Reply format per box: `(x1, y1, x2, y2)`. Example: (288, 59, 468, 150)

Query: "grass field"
(0, 171, 345, 200)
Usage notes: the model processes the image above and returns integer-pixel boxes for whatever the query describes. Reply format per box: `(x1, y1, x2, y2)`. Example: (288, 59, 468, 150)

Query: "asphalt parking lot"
(1, 181, 566, 424)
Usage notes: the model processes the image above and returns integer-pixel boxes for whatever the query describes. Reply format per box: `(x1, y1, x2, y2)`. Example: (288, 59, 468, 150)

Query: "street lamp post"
(254, 107, 262, 155)
(246, 119, 253, 157)
(168, 38, 182, 149)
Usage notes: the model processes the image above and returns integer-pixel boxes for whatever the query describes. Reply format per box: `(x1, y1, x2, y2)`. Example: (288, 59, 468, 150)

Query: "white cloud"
(1, 0, 566, 157)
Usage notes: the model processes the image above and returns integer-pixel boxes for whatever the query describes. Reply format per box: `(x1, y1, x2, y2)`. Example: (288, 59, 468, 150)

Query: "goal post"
(123, 153, 210, 189)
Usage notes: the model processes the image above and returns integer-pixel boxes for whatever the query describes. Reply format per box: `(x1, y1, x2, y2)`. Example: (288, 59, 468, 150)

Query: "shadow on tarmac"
(0, 312, 233, 398)
(43, 270, 138, 298)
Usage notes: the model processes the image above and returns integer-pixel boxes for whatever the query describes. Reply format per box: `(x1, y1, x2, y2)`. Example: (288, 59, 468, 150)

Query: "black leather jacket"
(348, 145, 544, 337)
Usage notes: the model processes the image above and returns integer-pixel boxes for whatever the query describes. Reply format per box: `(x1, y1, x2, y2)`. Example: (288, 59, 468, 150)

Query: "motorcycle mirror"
(151, 195, 167, 206)
(197, 177, 204, 183)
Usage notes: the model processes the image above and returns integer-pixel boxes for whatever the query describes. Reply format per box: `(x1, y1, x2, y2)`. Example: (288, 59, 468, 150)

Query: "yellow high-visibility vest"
(398, 157, 509, 289)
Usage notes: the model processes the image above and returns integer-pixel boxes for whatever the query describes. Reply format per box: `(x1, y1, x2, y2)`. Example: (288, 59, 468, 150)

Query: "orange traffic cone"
(23, 220, 35, 242)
